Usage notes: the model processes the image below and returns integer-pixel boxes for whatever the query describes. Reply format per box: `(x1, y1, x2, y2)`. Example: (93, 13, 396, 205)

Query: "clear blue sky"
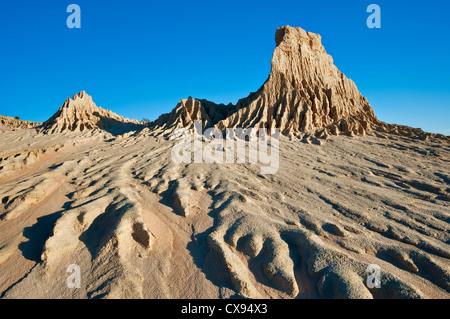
(0, 0, 449, 134)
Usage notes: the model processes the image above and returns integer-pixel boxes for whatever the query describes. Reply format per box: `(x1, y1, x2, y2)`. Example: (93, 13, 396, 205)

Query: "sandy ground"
(0, 127, 449, 299)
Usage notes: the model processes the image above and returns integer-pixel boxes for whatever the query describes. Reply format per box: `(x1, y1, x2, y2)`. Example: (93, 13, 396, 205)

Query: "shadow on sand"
(94, 113, 146, 136)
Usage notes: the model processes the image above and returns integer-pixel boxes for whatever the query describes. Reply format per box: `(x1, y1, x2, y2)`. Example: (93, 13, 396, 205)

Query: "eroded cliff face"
(4, 26, 446, 142)
(216, 26, 377, 136)
(152, 26, 379, 137)
(152, 97, 232, 131)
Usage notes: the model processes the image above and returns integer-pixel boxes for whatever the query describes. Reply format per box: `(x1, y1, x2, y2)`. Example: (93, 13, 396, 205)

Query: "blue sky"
(0, 0, 449, 134)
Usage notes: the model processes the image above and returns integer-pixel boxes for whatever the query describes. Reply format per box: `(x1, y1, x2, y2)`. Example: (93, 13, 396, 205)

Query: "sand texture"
(0, 26, 448, 299)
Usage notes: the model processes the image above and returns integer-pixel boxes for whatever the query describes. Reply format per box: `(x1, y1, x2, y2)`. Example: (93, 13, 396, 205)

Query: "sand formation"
(152, 26, 447, 142)
(17, 26, 445, 143)
(153, 26, 376, 136)
(0, 26, 449, 299)
(41, 91, 142, 135)
(0, 115, 39, 132)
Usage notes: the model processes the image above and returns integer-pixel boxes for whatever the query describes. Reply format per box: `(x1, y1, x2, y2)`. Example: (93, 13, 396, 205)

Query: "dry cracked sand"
(0, 26, 449, 299)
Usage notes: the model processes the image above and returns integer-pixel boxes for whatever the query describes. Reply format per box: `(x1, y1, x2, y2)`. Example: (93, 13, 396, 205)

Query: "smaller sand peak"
(40, 92, 141, 135)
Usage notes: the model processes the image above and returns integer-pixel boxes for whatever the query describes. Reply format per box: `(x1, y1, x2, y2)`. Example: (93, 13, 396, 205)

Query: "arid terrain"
(0, 26, 449, 299)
